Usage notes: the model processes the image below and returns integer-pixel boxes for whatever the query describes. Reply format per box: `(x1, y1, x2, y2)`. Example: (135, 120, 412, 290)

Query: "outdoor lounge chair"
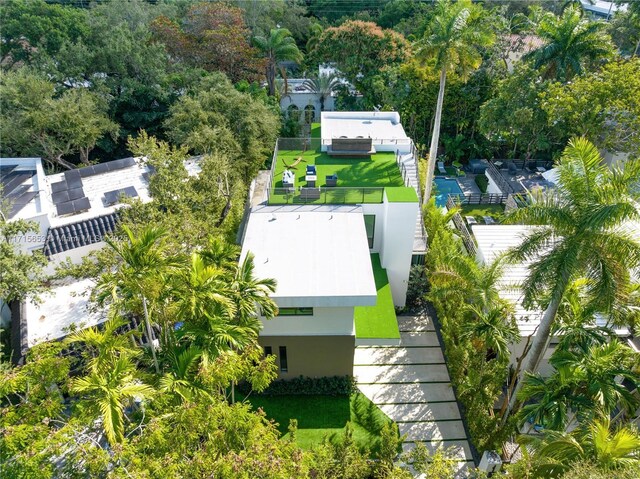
(437, 161, 447, 174)
(306, 165, 317, 176)
(325, 174, 338, 187)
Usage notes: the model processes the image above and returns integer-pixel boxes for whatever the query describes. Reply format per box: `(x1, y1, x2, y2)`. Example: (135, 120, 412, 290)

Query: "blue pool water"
(434, 178, 463, 207)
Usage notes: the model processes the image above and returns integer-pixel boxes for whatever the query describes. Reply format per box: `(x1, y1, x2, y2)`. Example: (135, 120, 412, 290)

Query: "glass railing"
(268, 187, 385, 205)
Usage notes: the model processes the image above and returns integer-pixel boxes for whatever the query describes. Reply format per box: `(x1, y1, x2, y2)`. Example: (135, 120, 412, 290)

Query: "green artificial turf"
(246, 392, 398, 453)
(272, 150, 403, 189)
(385, 186, 418, 203)
(269, 148, 404, 205)
(354, 254, 400, 340)
(460, 204, 505, 222)
(311, 123, 321, 138)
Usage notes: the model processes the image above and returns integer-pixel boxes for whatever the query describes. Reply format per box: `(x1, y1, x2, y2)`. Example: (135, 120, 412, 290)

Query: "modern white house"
(1, 156, 153, 359)
(240, 112, 425, 378)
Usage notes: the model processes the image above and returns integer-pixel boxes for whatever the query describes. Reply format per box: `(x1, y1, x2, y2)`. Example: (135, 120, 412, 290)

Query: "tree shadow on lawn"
(247, 392, 397, 454)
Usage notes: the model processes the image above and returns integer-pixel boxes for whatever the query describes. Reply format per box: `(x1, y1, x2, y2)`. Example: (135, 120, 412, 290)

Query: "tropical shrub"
(475, 174, 489, 193)
(240, 375, 357, 396)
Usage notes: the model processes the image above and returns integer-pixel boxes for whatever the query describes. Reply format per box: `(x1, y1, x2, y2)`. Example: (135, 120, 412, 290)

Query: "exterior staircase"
(397, 150, 427, 254)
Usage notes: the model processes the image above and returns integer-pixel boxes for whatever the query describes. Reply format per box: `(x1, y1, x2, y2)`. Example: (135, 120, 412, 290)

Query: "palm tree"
(199, 236, 239, 272)
(253, 28, 303, 96)
(171, 253, 261, 365)
(416, 0, 495, 203)
(521, 416, 640, 477)
(230, 253, 278, 327)
(553, 279, 612, 355)
(159, 345, 211, 403)
(462, 304, 519, 360)
(97, 226, 177, 373)
(525, 5, 613, 82)
(302, 72, 340, 111)
(502, 138, 640, 423)
(520, 339, 639, 433)
(71, 356, 153, 445)
(66, 315, 136, 370)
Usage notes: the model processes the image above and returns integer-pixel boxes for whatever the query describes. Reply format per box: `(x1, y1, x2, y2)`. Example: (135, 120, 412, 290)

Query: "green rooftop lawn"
(272, 149, 403, 189)
(385, 186, 418, 203)
(246, 392, 398, 454)
(354, 254, 400, 340)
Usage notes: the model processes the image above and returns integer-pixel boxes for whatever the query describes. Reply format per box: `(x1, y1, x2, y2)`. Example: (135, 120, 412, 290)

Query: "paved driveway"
(354, 315, 474, 476)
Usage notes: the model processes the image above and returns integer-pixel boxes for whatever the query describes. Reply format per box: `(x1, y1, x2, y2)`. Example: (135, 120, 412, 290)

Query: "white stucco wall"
(485, 171, 502, 195)
(259, 306, 355, 336)
(360, 203, 386, 253)
(379, 195, 418, 308)
(44, 241, 107, 276)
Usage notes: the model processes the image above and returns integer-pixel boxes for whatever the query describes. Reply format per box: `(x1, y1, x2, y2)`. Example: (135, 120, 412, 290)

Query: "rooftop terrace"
(267, 135, 412, 205)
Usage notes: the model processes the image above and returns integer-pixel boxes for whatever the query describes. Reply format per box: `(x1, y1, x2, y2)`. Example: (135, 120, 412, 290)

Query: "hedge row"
(475, 174, 488, 193)
(239, 375, 357, 396)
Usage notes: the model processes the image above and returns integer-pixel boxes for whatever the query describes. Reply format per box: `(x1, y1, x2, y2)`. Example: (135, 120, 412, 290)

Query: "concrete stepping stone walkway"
(354, 315, 475, 477)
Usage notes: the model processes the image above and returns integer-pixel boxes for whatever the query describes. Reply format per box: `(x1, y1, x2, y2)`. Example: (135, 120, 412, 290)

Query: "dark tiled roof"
(43, 212, 120, 257)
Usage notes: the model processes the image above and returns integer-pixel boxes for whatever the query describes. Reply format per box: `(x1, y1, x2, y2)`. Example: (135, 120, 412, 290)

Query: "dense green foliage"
(2, 1, 638, 477)
(423, 199, 517, 451)
(240, 375, 357, 396)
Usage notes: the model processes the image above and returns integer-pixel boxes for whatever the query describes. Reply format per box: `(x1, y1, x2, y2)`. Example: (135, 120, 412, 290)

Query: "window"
(264, 346, 273, 356)
(279, 346, 288, 372)
(277, 307, 313, 316)
(364, 215, 375, 249)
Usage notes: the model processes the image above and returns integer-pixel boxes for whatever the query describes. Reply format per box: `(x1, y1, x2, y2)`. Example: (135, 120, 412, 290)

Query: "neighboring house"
(471, 224, 633, 374)
(240, 111, 426, 378)
(280, 65, 353, 125)
(1, 156, 153, 359)
(484, 160, 556, 197)
(580, 0, 627, 20)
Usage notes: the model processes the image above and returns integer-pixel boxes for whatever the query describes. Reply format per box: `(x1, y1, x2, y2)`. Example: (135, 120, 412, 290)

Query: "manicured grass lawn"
(460, 204, 505, 222)
(354, 254, 400, 340)
(311, 123, 321, 138)
(246, 392, 397, 454)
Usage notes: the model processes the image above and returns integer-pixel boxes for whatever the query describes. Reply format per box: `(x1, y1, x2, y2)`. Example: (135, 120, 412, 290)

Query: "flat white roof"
(25, 278, 107, 347)
(473, 224, 628, 337)
(240, 205, 377, 307)
(321, 112, 408, 142)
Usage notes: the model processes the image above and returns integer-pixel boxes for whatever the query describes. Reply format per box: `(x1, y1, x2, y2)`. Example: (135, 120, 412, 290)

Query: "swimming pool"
(433, 177, 463, 207)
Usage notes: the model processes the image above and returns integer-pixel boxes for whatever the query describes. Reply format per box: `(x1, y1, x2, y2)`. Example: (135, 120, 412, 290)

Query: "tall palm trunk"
(142, 295, 160, 374)
(267, 61, 276, 96)
(424, 66, 447, 204)
(501, 293, 562, 425)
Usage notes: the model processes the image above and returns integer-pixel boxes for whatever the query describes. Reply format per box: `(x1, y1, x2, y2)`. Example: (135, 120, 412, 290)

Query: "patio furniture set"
(437, 160, 466, 177)
(282, 166, 339, 197)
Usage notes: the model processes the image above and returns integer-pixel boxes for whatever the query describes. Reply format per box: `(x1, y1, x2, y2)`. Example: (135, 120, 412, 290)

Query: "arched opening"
(287, 104, 300, 122)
